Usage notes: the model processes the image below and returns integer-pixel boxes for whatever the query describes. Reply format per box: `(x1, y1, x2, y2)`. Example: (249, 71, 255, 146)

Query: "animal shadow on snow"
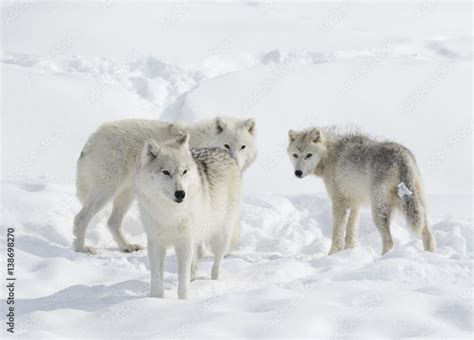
(7, 281, 150, 318)
(15, 234, 77, 260)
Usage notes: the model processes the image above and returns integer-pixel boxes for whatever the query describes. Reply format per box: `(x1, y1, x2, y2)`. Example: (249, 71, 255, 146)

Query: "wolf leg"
(344, 207, 360, 249)
(371, 197, 394, 255)
(107, 187, 143, 252)
(73, 188, 114, 254)
(328, 200, 348, 255)
(229, 220, 241, 249)
(175, 238, 194, 299)
(191, 244, 200, 281)
(210, 240, 224, 280)
(148, 238, 166, 298)
(197, 242, 208, 258)
(210, 225, 232, 280)
(422, 221, 436, 252)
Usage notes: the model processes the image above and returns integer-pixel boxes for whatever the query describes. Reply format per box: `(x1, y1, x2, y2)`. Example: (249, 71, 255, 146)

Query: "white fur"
(134, 136, 241, 299)
(73, 117, 255, 254)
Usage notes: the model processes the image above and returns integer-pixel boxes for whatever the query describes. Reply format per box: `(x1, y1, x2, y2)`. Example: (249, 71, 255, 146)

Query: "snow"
(1, 1, 472, 338)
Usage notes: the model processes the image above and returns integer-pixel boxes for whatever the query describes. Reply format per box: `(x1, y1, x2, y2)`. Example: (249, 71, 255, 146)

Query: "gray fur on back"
(318, 128, 418, 179)
(287, 126, 436, 254)
(191, 147, 239, 189)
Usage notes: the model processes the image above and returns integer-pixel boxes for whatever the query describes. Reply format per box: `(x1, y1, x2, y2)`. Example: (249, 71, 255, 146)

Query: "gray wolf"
(287, 127, 436, 255)
(134, 135, 241, 299)
(74, 117, 255, 254)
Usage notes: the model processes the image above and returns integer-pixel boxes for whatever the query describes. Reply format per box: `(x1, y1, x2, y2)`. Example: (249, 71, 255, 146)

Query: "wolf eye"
(293, 154, 298, 158)
(162, 170, 170, 176)
(240, 145, 246, 150)
(224, 144, 230, 149)
(182, 169, 187, 175)
(306, 153, 313, 159)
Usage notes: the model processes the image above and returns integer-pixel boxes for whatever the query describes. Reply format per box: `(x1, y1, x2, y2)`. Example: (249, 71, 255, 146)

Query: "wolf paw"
(178, 287, 188, 300)
(150, 290, 164, 298)
(344, 243, 356, 250)
(328, 247, 342, 255)
(122, 244, 144, 252)
(75, 246, 97, 255)
(191, 276, 207, 282)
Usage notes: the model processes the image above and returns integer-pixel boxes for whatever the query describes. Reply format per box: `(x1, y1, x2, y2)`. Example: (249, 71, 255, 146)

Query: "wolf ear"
(174, 134, 190, 148)
(310, 128, 322, 143)
(215, 117, 227, 134)
(169, 122, 186, 135)
(288, 129, 299, 143)
(141, 139, 160, 164)
(244, 118, 256, 136)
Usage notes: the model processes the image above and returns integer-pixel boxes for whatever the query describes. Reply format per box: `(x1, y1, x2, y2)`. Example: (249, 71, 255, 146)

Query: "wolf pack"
(74, 117, 436, 299)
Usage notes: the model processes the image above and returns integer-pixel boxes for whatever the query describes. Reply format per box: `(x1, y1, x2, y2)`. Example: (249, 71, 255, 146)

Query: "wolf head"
(137, 134, 197, 204)
(287, 128, 327, 178)
(209, 117, 257, 171)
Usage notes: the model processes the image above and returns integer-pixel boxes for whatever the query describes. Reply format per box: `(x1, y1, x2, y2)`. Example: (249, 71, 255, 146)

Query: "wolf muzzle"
(174, 190, 186, 203)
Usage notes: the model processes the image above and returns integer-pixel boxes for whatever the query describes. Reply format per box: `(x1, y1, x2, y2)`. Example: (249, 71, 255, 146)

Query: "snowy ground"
(1, 1, 473, 338)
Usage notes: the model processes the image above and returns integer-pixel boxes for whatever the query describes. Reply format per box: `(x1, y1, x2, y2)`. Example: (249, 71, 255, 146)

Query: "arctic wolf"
(135, 135, 241, 299)
(74, 117, 255, 254)
(287, 127, 436, 255)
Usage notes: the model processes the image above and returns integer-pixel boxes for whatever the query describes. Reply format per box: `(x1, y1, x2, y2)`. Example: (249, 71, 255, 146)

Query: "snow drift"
(1, 1, 472, 338)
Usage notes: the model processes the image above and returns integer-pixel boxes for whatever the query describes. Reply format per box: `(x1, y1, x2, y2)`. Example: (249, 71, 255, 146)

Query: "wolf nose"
(174, 190, 186, 200)
(295, 170, 303, 178)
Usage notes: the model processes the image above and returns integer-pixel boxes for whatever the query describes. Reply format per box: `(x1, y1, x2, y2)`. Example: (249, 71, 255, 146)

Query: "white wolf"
(287, 127, 436, 255)
(135, 135, 241, 299)
(74, 117, 255, 254)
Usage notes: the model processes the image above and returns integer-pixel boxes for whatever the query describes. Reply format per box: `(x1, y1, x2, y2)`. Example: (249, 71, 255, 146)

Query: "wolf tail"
(397, 155, 426, 236)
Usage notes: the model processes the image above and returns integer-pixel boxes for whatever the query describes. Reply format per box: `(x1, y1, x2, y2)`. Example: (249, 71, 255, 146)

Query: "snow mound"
(2, 1, 472, 338)
(0, 179, 472, 337)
